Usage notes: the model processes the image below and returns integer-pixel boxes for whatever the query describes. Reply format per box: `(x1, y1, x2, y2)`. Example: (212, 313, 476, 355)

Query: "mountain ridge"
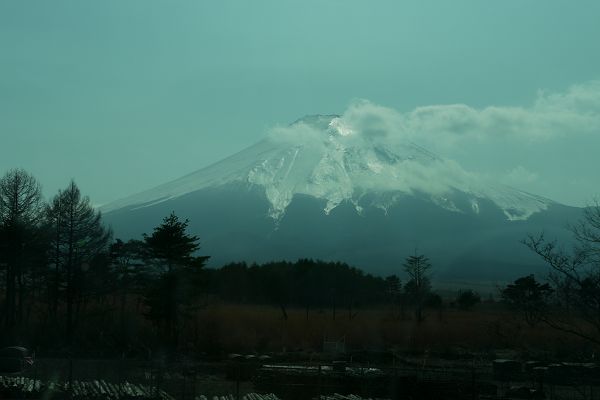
(102, 114, 554, 222)
(101, 114, 578, 280)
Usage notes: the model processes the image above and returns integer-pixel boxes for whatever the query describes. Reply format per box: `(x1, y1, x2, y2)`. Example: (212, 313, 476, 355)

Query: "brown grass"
(13, 295, 591, 360)
(187, 303, 592, 358)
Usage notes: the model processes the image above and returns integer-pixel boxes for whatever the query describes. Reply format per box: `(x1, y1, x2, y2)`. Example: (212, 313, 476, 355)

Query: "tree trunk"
(17, 266, 24, 323)
(6, 259, 16, 329)
(66, 206, 74, 346)
(53, 213, 60, 318)
(120, 289, 127, 340)
(280, 303, 288, 321)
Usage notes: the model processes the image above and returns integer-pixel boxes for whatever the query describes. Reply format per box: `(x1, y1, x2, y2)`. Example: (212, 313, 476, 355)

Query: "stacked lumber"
(0, 375, 174, 400)
(317, 395, 389, 400)
(194, 394, 279, 400)
(0, 375, 44, 396)
(66, 379, 174, 400)
(240, 394, 279, 400)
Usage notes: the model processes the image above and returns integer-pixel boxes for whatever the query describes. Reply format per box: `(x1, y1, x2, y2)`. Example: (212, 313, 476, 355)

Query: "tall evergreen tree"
(143, 212, 209, 349)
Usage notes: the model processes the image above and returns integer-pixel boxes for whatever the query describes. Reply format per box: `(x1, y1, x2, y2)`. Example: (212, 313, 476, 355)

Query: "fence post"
(236, 361, 240, 400)
(471, 364, 475, 400)
(120, 352, 124, 387)
(393, 366, 398, 400)
(318, 364, 322, 400)
(156, 360, 162, 400)
(193, 365, 198, 400)
(182, 369, 186, 400)
(68, 355, 73, 399)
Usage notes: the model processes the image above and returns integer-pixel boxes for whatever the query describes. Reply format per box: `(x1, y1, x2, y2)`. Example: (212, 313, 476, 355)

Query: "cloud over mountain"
(268, 81, 600, 206)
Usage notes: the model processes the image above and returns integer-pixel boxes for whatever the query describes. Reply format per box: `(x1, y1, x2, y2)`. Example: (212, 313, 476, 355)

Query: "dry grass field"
(15, 296, 592, 362)
(187, 303, 591, 359)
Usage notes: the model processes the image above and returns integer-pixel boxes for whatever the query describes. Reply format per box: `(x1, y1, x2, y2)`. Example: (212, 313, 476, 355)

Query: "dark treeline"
(0, 168, 412, 356)
(3, 167, 600, 357)
(204, 259, 390, 312)
(0, 169, 113, 351)
(0, 168, 208, 354)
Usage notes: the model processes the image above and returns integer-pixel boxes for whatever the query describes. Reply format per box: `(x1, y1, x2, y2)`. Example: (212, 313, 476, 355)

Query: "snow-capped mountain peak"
(102, 115, 552, 221)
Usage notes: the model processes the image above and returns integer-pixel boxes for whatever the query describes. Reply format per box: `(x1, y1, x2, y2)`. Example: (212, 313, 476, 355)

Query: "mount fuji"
(102, 115, 580, 281)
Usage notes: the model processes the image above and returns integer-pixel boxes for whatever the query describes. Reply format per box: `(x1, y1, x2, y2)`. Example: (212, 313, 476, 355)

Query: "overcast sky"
(1, 1, 599, 207)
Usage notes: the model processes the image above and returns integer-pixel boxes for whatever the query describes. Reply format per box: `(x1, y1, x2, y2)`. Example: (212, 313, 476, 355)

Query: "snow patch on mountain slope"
(102, 115, 552, 220)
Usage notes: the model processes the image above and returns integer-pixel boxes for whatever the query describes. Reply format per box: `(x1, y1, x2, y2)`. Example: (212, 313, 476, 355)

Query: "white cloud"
(266, 81, 600, 206)
(271, 80, 600, 152)
(337, 80, 600, 148)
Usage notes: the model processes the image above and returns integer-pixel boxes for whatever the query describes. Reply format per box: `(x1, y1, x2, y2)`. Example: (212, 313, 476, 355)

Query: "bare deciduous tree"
(403, 252, 432, 322)
(48, 180, 111, 345)
(0, 168, 43, 329)
(524, 200, 600, 345)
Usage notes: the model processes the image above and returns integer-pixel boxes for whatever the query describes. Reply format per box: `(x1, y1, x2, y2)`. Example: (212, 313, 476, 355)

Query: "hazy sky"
(1, 1, 599, 207)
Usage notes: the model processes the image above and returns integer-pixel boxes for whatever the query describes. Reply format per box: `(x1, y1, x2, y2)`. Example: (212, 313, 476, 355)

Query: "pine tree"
(142, 212, 209, 349)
